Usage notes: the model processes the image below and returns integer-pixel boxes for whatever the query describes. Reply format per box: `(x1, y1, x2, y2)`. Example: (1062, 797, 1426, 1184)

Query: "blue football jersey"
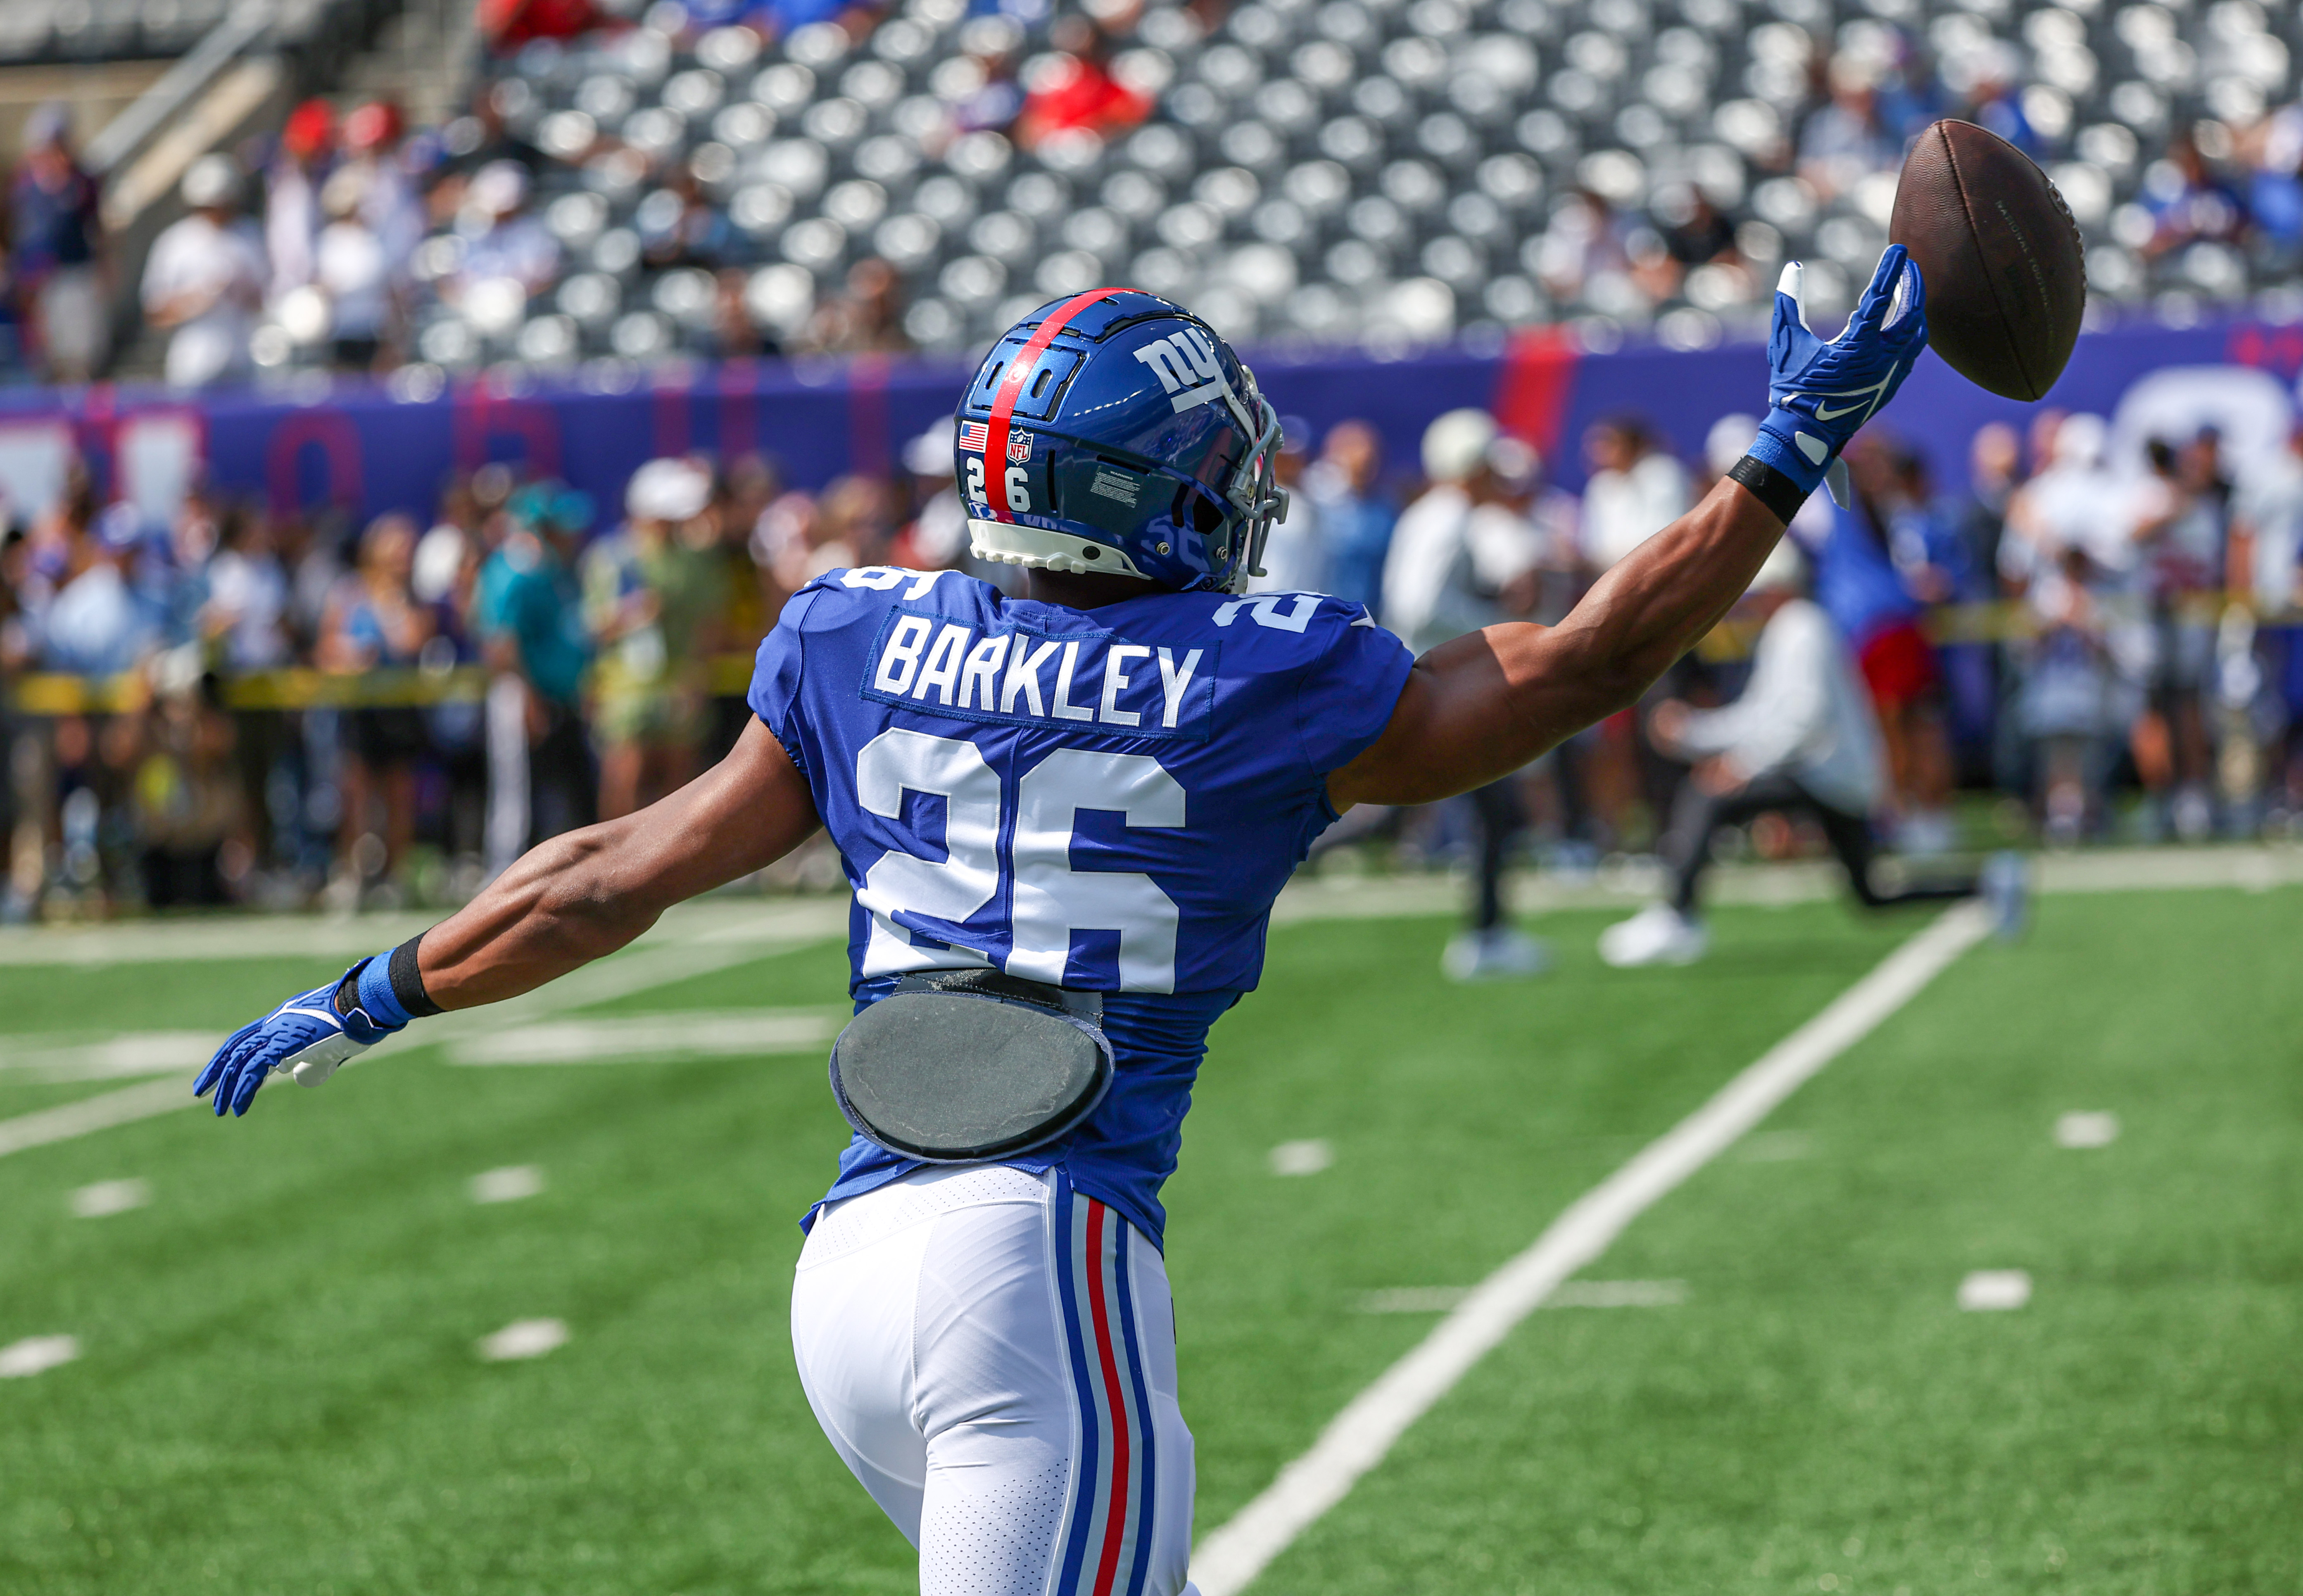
(749, 565, 1415, 1242)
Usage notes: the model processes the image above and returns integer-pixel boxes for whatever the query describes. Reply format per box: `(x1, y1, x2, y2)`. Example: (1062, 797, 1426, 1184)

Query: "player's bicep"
(1325, 622, 1605, 809)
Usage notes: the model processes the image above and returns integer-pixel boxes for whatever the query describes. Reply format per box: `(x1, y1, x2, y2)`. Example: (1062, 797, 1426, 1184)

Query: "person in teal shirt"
(476, 483, 594, 863)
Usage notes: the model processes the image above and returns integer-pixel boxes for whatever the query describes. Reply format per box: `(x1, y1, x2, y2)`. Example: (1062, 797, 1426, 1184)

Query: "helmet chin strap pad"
(967, 518, 1155, 580)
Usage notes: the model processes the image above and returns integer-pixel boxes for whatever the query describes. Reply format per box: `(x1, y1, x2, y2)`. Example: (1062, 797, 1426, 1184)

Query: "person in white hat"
(582, 458, 730, 819)
(1382, 408, 1550, 980)
(1599, 537, 2020, 967)
(141, 154, 267, 389)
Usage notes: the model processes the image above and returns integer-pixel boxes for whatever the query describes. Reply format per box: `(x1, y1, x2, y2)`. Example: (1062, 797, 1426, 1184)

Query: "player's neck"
(1024, 570, 1166, 610)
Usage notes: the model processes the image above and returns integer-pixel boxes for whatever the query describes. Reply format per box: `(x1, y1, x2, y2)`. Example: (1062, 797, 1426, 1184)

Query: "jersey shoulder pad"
(790, 566, 980, 629)
(1203, 591, 1405, 658)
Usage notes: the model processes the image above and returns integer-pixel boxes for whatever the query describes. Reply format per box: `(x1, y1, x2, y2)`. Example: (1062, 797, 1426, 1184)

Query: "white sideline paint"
(0, 1335, 80, 1378)
(1359, 1280, 1686, 1314)
(70, 1177, 152, 1218)
(0, 1078, 191, 1161)
(1958, 1270, 2033, 1311)
(470, 1165, 545, 1204)
(2055, 1111, 2120, 1149)
(1269, 1139, 1334, 1176)
(478, 1318, 569, 1361)
(1190, 901, 1992, 1596)
(447, 1009, 839, 1067)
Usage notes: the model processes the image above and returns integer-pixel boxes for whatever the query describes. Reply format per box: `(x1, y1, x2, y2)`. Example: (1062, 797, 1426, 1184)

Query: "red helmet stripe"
(979, 289, 1120, 524)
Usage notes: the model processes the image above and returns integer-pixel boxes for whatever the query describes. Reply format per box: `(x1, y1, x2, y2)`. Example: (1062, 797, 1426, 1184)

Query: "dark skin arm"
(1329, 477, 1790, 808)
(415, 718, 820, 1008)
(410, 476, 1784, 1007)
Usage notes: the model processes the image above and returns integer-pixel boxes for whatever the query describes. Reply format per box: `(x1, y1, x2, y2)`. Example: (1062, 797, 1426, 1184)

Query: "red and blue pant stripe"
(1052, 1173, 1160, 1596)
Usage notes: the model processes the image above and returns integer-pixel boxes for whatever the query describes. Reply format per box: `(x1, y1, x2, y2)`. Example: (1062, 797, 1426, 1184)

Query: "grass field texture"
(0, 885, 2296, 1595)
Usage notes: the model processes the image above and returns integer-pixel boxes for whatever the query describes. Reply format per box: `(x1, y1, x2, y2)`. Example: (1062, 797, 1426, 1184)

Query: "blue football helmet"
(955, 289, 1288, 594)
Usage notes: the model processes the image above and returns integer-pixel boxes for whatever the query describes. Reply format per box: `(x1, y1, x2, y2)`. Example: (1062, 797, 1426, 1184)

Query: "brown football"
(1888, 119, 2087, 401)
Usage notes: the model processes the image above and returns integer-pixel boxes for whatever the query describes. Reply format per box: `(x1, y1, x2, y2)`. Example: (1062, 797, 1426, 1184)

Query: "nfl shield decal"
(1008, 428, 1034, 465)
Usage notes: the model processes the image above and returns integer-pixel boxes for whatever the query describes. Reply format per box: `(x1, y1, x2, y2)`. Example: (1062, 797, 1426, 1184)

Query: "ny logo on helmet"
(1133, 328, 1233, 415)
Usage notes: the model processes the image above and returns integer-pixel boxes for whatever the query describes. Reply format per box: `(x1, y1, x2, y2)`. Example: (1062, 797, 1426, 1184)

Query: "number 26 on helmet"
(955, 288, 1289, 595)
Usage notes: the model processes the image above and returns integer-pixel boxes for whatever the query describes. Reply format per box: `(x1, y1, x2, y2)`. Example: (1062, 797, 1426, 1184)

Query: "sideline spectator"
(1815, 439, 1958, 853)
(2130, 432, 2227, 839)
(1600, 540, 2005, 968)
(142, 156, 267, 390)
(319, 515, 434, 895)
(1383, 408, 1547, 981)
(584, 459, 728, 819)
(889, 421, 971, 574)
(1245, 420, 1323, 596)
(9, 103, 108, 383)
(478, 483, 594, 872)
(1579, 416, 1690, 573)
(1302, 420, 1394, 616)
(40, 508, 155, 675)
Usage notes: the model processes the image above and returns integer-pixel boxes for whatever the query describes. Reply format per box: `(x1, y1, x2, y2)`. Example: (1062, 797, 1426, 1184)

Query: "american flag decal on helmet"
(1008, 429, 1034, 464)
(958, 420, 989, 453)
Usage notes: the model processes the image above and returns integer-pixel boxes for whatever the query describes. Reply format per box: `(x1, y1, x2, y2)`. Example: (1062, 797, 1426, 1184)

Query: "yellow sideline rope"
(5, 595, 2287, 715)
(5, 656, 762, 715)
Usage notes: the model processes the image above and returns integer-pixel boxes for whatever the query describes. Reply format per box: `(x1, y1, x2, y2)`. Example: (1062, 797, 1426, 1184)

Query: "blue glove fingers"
(214, 1031, 274, 1116)
(228, 1052, 275, 1116)
(196, 1021, 261, 1100)
(205, 1037, 247, 1114)
(1842, 245, 1913, 339)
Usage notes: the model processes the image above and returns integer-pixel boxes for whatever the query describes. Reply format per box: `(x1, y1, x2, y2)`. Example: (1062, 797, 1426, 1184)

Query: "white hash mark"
(1957, 1270, 2032, 1311)
(2054, 1112, 2119, 1149)
(1269, 1139, 1333, 1177)
(71, 1178, 151, 1218)
(479, 1319, 570, 1362)
(471, 1166, 546, 1204)
(0, 1335, 80, 1378)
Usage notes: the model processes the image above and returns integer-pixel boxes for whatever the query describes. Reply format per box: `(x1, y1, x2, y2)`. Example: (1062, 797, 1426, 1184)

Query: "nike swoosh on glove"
(1747, 244, 1928, 504)
(194, 962, 403, 1117)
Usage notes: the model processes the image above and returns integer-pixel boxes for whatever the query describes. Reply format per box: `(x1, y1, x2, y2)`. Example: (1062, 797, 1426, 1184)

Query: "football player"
(198, 250, 1926, 1596)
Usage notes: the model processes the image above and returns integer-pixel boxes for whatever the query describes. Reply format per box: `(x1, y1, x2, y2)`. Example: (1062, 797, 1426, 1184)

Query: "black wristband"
(388, 933, 444, 1018)
(1727, 455, 1810, 526)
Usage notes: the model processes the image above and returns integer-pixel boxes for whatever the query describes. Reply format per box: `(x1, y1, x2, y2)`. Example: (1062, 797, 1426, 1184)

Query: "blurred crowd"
(6, 391, 2303, 921)
(0, 442, 911, 917)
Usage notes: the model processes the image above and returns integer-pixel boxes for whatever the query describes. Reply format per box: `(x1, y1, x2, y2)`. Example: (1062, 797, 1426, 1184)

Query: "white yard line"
(1188, 901, 1993, 1596)
(0, 1079, 194, 1161)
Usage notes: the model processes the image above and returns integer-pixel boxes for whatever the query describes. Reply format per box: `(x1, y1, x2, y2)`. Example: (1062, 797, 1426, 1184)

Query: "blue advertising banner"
(0, 314, 2295, 530)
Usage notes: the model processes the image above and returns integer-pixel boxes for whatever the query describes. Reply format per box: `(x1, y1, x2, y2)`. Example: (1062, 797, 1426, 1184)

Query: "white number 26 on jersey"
(852, 729, 1185, 991)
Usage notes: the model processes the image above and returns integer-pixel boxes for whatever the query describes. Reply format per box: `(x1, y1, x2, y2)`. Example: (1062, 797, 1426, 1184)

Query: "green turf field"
(1, 884, 2297, 1595)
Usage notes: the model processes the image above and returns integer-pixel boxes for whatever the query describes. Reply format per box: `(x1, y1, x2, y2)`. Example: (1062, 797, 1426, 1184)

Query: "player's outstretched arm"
(195, 720, 819, 1115)
(1331, 246, 1926, 811)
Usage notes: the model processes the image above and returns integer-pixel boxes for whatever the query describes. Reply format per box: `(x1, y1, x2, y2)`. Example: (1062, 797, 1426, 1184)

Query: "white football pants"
(791, 1163, 1198, 1596)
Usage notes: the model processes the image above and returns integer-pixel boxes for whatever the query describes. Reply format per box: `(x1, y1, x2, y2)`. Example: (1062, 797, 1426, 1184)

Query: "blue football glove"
(194, 953, 414, 1117)
(1747, 245, 1928, 505)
